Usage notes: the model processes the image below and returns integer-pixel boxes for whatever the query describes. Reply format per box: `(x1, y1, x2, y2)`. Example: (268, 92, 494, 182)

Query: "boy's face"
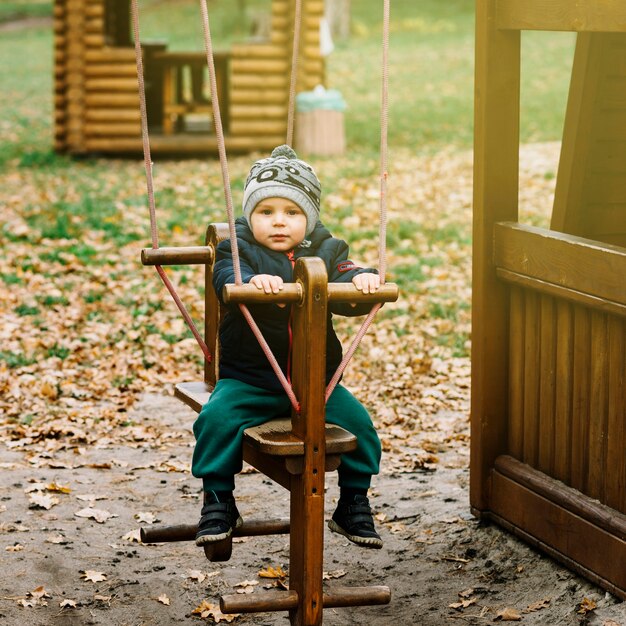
(250, 197, 307, 251)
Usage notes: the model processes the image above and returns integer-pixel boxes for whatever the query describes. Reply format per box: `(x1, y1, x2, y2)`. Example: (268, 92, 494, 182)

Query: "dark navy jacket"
(214, 217, 377, 391)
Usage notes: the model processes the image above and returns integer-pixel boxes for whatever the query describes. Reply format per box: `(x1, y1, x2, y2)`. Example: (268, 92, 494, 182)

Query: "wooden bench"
(140, 224, 397, 624)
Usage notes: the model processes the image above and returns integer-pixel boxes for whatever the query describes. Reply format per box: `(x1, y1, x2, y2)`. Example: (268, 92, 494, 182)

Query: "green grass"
(0, 1, 51, 22)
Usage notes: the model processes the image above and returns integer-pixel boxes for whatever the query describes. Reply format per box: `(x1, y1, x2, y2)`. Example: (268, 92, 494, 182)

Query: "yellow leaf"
(495, 607, 522, 621)
(258, 565, 287, 579)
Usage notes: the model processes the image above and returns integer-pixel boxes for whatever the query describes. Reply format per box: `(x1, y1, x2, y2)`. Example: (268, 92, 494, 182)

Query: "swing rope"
(286, 0, 303, 147)
(324, 0, 389, 401)
(130, 0, 212, 364)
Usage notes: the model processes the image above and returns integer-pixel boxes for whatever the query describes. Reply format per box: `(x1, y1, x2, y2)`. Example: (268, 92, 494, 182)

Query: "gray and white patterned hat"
(242, 145, 321, 236)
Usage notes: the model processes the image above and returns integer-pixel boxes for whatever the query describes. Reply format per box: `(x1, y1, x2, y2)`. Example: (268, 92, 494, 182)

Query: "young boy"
(192, 145, 383, 549)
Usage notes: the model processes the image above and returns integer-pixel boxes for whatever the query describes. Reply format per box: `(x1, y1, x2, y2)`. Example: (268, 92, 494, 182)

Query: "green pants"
(192, 378, 381, 492)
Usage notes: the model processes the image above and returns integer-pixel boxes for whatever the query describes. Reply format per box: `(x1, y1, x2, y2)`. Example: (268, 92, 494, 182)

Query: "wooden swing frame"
(140, 226, 397, 624)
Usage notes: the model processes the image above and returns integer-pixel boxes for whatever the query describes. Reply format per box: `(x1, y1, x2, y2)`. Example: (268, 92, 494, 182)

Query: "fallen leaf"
(157, 594, 170, 606)
(192, 599, 240, 623)
(75, 507, 118, 523)
(495, 607, 522, 621)
(5, 543, 24, 552)
(94, 594, 112, 602)
(45, 534, 68, 544)
(449, 598, 476, 610)
(258, 565, 287, 579)
(82, 570, 107, 583)
(28, 492, 59, 510)
(322, 569, 346, 580)
(46, 482, 71, 494)
(122, 528, 142, 543)
(577, 598, 597, 615)
(235, 579, 258, 594)
(524, 597, 551, 613)
(135, 511, 158, 524)
(59, 599, 77, 608)
(185, 569, 207, 583)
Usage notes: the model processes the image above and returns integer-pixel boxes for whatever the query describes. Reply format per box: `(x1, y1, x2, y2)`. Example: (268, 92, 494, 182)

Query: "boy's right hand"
(250, 274, 284, 294)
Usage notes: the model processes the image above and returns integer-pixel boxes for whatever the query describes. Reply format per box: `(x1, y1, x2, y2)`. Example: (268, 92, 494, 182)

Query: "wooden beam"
(494, 222, 626, 306)
(471, 0, 521, 512)
(496, 0, 626, 32)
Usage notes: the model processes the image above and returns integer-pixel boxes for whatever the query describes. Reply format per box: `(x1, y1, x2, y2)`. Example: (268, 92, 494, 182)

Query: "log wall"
(54, 0, 326, 155)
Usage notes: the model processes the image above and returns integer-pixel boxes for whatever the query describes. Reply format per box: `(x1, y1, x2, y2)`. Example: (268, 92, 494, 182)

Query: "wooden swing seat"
(141, 223, 397, 624)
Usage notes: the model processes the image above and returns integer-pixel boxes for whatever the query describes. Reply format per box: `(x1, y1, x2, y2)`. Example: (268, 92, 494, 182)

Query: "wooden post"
(289, 257, 328, 626)
(471, 0, 521, 512)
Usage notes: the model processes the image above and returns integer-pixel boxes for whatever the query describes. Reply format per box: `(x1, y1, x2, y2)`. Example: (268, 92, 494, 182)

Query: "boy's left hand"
(352, 272, 380, 294)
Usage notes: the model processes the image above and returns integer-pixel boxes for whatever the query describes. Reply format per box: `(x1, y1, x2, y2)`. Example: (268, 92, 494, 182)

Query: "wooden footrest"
(220, 585, 391, 614)
(140, 518, 290, 543)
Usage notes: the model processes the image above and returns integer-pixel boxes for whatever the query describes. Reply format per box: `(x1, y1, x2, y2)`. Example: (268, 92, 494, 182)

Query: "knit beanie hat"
(242, 145, 321, 236)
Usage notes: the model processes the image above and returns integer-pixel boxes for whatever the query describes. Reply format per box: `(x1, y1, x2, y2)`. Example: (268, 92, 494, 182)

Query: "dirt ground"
(1, 393, 625, 626)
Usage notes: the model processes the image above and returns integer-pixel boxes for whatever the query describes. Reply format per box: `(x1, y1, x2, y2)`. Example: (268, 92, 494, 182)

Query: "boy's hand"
(352, 272, 380, 294)
(250, 274, 284, 294)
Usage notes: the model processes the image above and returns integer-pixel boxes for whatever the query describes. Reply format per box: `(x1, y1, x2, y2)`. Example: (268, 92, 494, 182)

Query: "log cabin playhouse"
(53, 0, 325, 155)
(472, 0, 626, 599)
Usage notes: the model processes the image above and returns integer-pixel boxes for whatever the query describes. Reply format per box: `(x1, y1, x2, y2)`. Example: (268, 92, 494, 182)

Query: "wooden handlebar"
(223, 282, 399, 305)
(141, 246, 214, 266)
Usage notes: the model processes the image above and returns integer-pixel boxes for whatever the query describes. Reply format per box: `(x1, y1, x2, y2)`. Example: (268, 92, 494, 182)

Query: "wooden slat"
(84, 123, 140, 137)
(174, 381, 212, 414)
(587, 312, 608, 501)
(494, 222, 626, 306)
(496, 0, 626, 32)
(522, 291, 539, 467)
(230, 59, 289, 74)
(85, 48, 136, 62)
(553, 300, 573, 483)
(230, 120, 286, 135)
(230, 74, 287, 89)
(606, 317, 626, 514)
(229, 104, 286, 120)
(537, 295, 555, 475)
(508, 286, 525, 459)
(230, 89, 286, 105)
(570, 307, 591, 492)
(85, 93, 139, 107)
(85, 108, 140, 122)
(84, 64, 138, 77)
(489, 470, 626, 599)
(85, 77, 138, 92)
(231, 44, 286, 58)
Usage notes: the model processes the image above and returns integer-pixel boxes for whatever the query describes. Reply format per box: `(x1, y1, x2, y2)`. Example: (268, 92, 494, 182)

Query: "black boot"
(328, 493, 383, 549)
(195, 491, 243, 546)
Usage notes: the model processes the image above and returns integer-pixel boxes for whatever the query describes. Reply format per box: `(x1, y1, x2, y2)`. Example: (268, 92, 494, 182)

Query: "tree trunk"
(325, 0, 350, 41)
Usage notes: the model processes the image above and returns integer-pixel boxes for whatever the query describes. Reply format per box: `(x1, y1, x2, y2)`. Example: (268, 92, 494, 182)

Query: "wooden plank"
(470, 0, 521, 512)
(85, 109, 140, 122)
(85, 93, 139, 107)
(230, 74, 287, 89)
(496, 0, 626, 32)
(230, 59, 289, 74)
(553, 300, 573, 483)
(496, 269, 626, 318)
(489, 470, 626, 596)
(230, 120, 286, 135)
(522, 291, 540, 467)
(230, 89, 286, 105)
(552, 33, 602, 235)
(85, 77, 138, 92)
(605, 317, 626, 514)
(495, 455, 626, 539)
(507, 286, 525, 459)
(570, 307, 591, 492)
(85, 48, 136, 62)
(84, 64, 138, 77)
(85, 125, 140, 138)
(537, 295, 556, 475)
(587, 312, 608, 501)
(229, 104, 287, 119)
(231, 44, 286, 58)
(494, 222, 626, 306)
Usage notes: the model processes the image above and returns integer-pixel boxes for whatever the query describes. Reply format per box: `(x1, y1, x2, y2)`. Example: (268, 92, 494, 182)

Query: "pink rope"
(131, 0, 211, 362)
(286, 0, 303, 146)
(325, 0, 390, 401)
